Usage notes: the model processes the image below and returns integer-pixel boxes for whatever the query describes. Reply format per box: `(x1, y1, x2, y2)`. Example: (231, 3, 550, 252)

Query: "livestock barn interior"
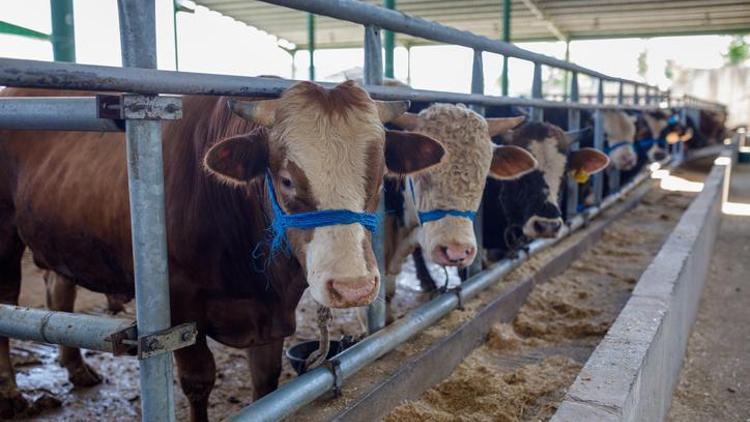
(0, 1, 748, 421)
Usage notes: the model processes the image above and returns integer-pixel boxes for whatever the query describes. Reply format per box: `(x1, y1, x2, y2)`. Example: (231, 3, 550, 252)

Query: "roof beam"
(518, 0, 567, 41)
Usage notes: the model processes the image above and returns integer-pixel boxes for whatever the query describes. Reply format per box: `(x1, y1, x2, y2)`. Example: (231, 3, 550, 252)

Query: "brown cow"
(0, 81, 446, 421)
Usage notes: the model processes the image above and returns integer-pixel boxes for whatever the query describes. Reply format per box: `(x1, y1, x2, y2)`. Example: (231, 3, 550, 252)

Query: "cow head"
(496, 122, 609, 240)
(637, 111, 692, 162)
(204, 81, 445, 308)
(602, 110, 638, 171)
(391, 104, 535, 268)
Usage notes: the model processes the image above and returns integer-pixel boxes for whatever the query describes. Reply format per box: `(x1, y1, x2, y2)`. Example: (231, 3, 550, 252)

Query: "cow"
(0, 81, 448, 421)
(381, 104, 538, 322)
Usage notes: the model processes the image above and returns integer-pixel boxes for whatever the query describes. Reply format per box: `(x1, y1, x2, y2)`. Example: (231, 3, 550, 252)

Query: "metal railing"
(0, 0, 726, 421)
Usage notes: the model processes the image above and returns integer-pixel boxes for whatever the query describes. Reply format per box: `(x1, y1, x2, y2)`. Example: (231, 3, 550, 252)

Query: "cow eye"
(281, 176, 294, 189)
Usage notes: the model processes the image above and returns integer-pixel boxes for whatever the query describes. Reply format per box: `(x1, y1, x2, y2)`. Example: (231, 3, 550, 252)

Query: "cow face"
(391, 104, 535, 267)
(602, 110, 638, 171)
(498, 123, 609, 240)
(204, 81, 445, 308)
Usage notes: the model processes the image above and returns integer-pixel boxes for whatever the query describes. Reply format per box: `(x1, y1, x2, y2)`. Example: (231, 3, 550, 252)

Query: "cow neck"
(406, 177, 476, 226)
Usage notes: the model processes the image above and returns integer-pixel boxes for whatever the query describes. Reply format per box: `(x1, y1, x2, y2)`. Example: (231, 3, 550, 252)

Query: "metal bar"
(0, 20, 50, 40)
(593, 79, 605, 205)
(530, 62, 543, 122)
(383, 0, 395, 79)
(0, 305, 133, 353)
(0, 58, 722, 113)
(117, 1, 175, 421)
(231, 163, 656, 422)
(617, 82, 624, 105)
(501, 0, 511, 96)
(50, 0, 76, 62)
(563, 40, 570, 100)
(0, 97, 122, 132)
(608, 81, 623, 193)
(364, 24, 386, 334)
(255, 0, 651, 86)
(308, 13, 315, 80)
(565, 71, 580, 221)
(467, 48, 485, 278)
(633, 84, 640, 105)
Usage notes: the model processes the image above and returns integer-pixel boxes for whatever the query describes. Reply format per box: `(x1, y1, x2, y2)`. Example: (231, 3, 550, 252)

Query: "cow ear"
(376, 100, 411, 123)
(569, 147, 610, 175)
(204, 128, 269, 183)
(389, 112, 420, 130)
(678, 127, 694, 143)
(488, 145, 538, 180)
(487, 115, 526, 137)
(384, 130, 445, 175)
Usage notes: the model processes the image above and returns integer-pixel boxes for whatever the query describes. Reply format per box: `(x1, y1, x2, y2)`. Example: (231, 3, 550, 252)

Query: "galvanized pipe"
(364, 24, 386, 334)
(467, 48, 485, 278)
(0, 58, 686, 113)
(530, 62, 543, 122)
(383, 0, 396, 79)
(307, 13, 315, 80)
(232, 165, 655, 422)
(50, 0, 76, 62)
(0, 305, 133, 353)
(117, 0, 176, 421)
(501, 0, 511, 96)
(593, 79, 605, 205)
(565, 71, 580, 220)
(0, 97, 122, 131)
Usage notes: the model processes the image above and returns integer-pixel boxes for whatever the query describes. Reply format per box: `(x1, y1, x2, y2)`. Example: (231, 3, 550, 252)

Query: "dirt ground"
(387, 172, 701, 422)
(667, 161, 750, 422)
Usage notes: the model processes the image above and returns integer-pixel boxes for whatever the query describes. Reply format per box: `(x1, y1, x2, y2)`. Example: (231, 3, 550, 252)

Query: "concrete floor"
(667, 160, 750, 422)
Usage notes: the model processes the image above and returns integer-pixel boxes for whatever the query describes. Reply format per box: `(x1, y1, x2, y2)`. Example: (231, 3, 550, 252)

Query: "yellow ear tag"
(572, 169, 590, 184)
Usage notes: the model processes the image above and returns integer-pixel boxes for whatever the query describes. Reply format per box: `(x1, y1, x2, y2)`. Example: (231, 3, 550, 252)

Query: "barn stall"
(0, 0, 742, 421)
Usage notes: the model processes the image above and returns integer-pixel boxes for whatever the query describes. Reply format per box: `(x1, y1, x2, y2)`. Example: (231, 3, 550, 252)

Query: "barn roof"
(194, 0, 750, 49)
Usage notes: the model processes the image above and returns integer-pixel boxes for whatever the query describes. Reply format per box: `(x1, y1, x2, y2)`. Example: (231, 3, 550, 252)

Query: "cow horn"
(227, 98, 280, 127)
(376, 100, 411, 123)
(487, 115, 526, 137)
(390, 112, 420, 130)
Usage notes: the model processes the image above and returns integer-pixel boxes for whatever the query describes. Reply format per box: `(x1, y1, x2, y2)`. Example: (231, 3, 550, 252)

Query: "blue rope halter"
(604, 140, 633, 154)
(667, 114, 680, 125)
(265, 169, 379, 253)
(407, 178, 476, 225)
(635, 138, 667, 151)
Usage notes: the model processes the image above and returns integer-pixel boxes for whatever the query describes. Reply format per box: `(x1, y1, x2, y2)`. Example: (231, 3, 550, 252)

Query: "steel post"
(530, 62, 543, 122)
(617, 82, 624, 105)
(501, 0, 511, 96)
(593, 79, 605, 205)
(383, 0, 395, 79)
(633, 84, 640, 105)
(308, 13, 316, 80)
(608, 81, 623, 193)
(0, 97, 122, 131)
(467, 49, 485, 278)
(50, 0, 75, 62)
(0, 21, 50, 40)
(0, 305, 134, 353)
(117, 0, 175, 421)
(364, 24, 386, 333)
(565, 72, 580, 220)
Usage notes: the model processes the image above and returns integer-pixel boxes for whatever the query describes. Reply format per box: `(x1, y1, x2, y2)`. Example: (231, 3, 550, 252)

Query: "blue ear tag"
(407, 178, 476, 226)
(668, 114, 680, 125)
(264, 168, 379, 254)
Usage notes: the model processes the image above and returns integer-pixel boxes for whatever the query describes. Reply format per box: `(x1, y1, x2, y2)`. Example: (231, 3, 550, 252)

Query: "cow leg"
(43, 271, 102, 387)
(0, 231, 28, 418)
(175, 335, 215, 422)
(246, 339, 283, 399)
(412, 247, 438, 293)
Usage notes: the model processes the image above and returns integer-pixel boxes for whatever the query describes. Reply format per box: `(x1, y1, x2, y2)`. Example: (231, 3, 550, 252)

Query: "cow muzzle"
(524, 216, 563, 238)
(431, 243, 477, 267)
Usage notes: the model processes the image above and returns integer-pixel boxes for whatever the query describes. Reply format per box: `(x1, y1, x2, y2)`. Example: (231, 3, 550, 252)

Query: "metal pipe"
(117, 1, 175, 421)
(257, 0, 647, 86)
(0, 97, 122, 131)
(501, 0, 511, 96)
(50, 0, 76, 62)
(0, 305, 134, 352)
(364, 24, 386, 334)
(565, 71, 580, 220)
(231, 165, 655, 422)
(0, 21, 50, 40)
(467, 48, 485, 278)
(0, 58, 699, 113)
(530, 62, 543, 122)
(308, 13, 315, 80)
(593, 79, 605, 205)
(383, 0, 395, 79)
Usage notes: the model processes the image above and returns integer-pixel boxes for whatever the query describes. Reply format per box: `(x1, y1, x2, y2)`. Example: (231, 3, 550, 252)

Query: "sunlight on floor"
(650, 166, 705, 193)
(723, 201, 750, 217)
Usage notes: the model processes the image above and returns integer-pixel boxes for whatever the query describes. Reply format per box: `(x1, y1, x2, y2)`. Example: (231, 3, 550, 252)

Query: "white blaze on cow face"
(523, 137, 566, 238)
(602, 110, 638, 171)
(407, 104, 493, 267)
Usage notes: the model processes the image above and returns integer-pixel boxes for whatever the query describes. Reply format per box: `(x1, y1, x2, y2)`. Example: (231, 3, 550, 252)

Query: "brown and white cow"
(601, 110, 638, 171)
(0, 81, 445, 421)
(382, 104, 537, 321)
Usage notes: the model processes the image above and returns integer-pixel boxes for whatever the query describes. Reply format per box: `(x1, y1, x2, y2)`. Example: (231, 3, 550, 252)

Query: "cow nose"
(533, 219, 562, 237)
(327, 277, 378, 307)
(654, 150, 667, 161)
(432, 244, 476, 267)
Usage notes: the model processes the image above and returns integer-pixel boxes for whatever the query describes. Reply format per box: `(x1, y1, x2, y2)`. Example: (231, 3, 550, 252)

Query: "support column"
(565, 71, 580, 220)
(383, 0, 395, 79)
(530, 62, 543, 122)
(308, 13, 315, 81)
(501, 0, 511, 96)
(50, 0, 75, 62)
(117, 1, 175, 420)
(593, 79, 605, 205)
(466, 49, 485, 278)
